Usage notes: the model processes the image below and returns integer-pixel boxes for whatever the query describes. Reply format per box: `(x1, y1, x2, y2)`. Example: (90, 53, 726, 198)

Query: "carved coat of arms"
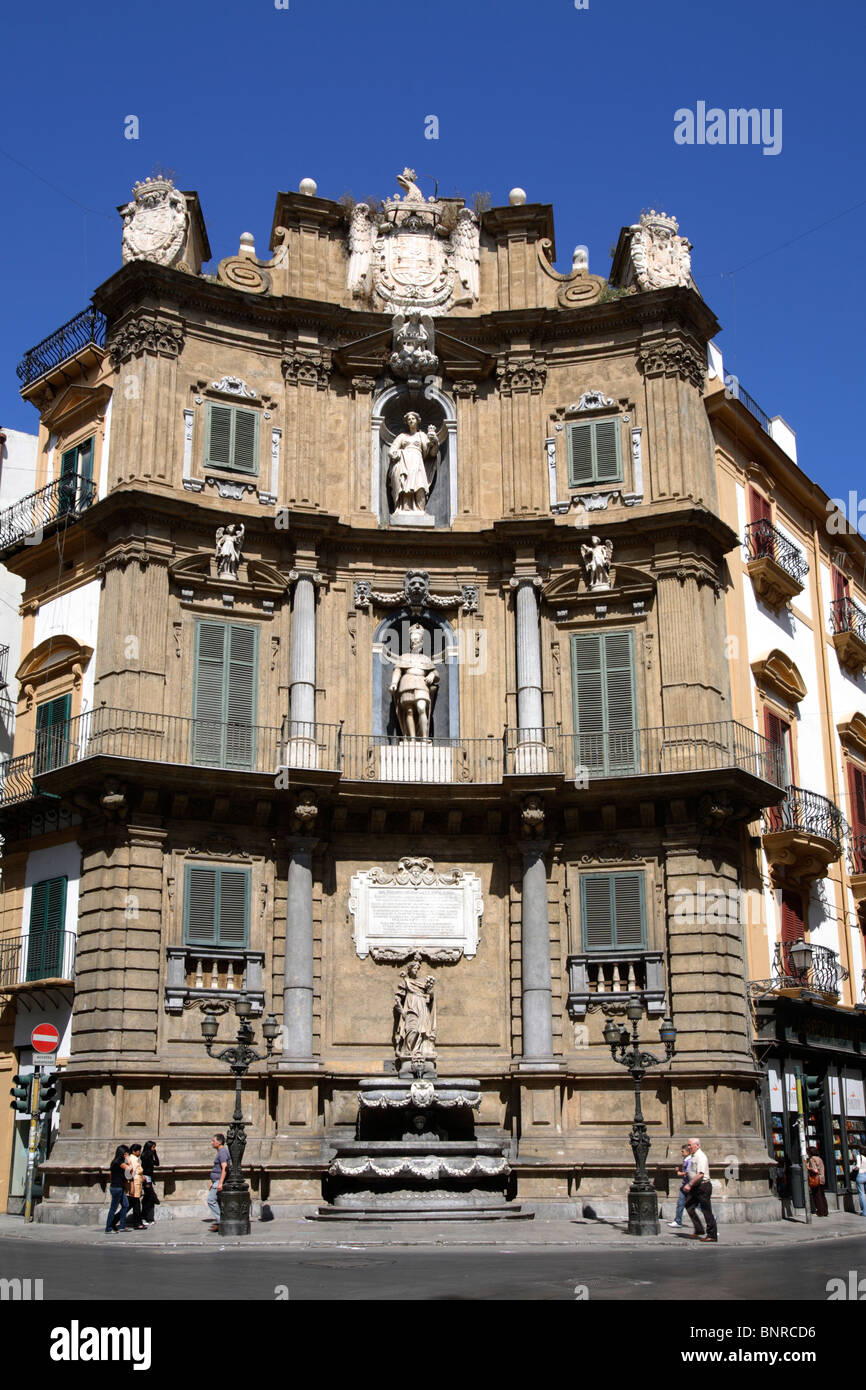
(628, 209, 692, 291)
(120, 176, 188, 268)
(347, 168, 480, 313)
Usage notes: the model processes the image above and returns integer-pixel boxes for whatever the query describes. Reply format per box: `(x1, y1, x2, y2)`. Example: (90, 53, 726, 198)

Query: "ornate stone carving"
(281, 346, 332, 390)
(206, 476, 256, 501)
(211, 376, 257, 399)
(346, 168, 481, 313)
(575, 391, 615, 411)
(496, 355, 547, 396)
(521, 795, 546, 838)
(349, 856, 483, 962)
(577, 841, 639, 863)
(120, 176, 188, 267)
(394, 953, 437, 1075)
(387, 412, 439, 520)
(385, 622, 443, 738)
(581, 535, 614, 591)
(636, 340, 705, 391)
(354, 568, 475, 614)
(108, 317, 184, 366)
(628, 210, 692, 290)
(290, 791, 319, 835)
(389, 312, 438, 380)
(215, 524, 244, 578)
(536, 238, 606, 307)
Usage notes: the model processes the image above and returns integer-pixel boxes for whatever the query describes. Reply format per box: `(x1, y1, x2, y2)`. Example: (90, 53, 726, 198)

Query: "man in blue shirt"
(667, 1143, 692, 1228)
(207, 1132, 230, 1232)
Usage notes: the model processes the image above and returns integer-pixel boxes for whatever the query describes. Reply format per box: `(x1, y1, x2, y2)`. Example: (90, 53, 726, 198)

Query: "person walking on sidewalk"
(140, 1140, 160, 1226)
(683, 1136, 718, 1242)
(855, 1143, 866, 1216)
(125, 1143, 146, 1230)
(806, 1146, 829, 1217)
(207, 1133, 230, 1232)
(105, 1145, 131, 1233)
(667, 1144, 692, 1228)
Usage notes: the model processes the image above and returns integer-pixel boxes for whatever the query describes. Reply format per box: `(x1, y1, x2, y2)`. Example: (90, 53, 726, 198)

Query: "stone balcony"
(762, 784, 845, 884)
(830, 596, 866, 676)
(566, 950, 666, 1021)
(744, 519, 808, 612)
(164, 946, 265, 1014)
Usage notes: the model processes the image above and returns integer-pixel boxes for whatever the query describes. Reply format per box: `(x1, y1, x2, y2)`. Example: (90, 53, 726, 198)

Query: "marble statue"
(451, 208, 480, 305)
(389, 312, 438, 379)
(628, 210, 692, 291)
(386, 622, 443, 738)
(215, 523, 245, 578)
(120, 176, 188, 267)
(581, 535, 613, 591)
(388, 413, 439, 516)
(394, 953, 437, 1073)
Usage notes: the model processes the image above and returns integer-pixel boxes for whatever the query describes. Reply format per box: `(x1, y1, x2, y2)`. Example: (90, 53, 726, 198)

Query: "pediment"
(169, 551, 287, 597)
(750, 649, 807, 705)
(333, 327, 495, 383)
(837, 711, 866, 760)
(543, 562, 653, 603)
(16, 635, 93, 706)
(42, 382, 111, 430)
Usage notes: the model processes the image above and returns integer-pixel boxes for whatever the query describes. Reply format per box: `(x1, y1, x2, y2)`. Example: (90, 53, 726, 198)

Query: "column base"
(627, 1188, 660, 1235)
(274, 1057, 322, 1073)
(513, 1059, 566, 1074)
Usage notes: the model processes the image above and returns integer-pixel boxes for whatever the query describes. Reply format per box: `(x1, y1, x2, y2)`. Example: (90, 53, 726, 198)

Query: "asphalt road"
(2, 1235, 864, 1301)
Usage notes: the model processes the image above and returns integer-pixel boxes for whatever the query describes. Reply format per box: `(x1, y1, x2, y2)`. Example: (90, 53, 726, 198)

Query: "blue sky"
(1, 0, 863, 501)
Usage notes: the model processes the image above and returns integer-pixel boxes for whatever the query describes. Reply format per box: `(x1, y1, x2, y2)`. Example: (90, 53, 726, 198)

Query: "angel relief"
(346, 168, 480, 313)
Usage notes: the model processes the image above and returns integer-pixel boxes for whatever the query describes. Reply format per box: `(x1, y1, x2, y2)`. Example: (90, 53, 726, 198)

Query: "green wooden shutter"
(567, 419, 622, 487)
(193, 622, 258, 769)
(206, 405, 234, 468)
(193, 623, 227, 766)
(581, 872, 645, 951)
(77, 438, 94, 499)
(184, 864, 249, 947)
(60, 447, 78, 478)
(225, 625, 257, 768)
(35, 693, 71, 772)
(26, 876, 67, 980)
(232, 409, 258, 474)
(571, 631, 636, 775)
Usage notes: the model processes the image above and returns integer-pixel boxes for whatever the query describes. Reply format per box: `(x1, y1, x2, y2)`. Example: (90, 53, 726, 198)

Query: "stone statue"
(628, 210, 692, 291)
(388, 413, 439, 517)
(215, 523, 245, 578)
(394, 953, 437, 1074)
(389, 312, 438, 379)
(581, 535, 613, 591)
(120, 176, 188, 268)
(385, 623, 443, 738)
(451, 207, 480, 305)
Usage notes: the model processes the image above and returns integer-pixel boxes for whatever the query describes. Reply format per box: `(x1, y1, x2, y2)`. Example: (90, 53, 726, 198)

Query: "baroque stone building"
(0, 174, 788, 1220)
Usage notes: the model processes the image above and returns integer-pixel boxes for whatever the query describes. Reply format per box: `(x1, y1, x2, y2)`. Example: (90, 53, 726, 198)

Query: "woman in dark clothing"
(105, 1145, 130, 1233)
(140, 1141, 160, 1226)
(807, 1145, 829, 1217)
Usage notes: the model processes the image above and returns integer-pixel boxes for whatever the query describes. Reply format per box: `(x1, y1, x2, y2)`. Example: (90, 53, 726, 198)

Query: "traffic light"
(37, 1075, 59, 1114)
(804, 1074, 824, 1113)
(9, 1074, 32, 1114)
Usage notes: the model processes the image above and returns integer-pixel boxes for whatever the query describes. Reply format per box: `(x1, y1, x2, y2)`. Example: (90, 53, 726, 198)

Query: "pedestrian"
(105, 1144, 130, 1233)
(125, 1143, 146, 1230)
(806, 1145, 829, 1217)
(140, 1140, 160, 1226)
(855, 1143, 866, 1217)
(683, 1135, 718, 1242)
(207, 1132, 230, 1232)
(667, 1143, 692, 1228)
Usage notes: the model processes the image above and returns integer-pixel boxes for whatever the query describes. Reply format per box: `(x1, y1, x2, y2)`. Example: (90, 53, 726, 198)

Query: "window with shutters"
(763, 709, 793, 828)
(193, 621, 258, 769)
(570, 629, 637, 775)
(204, 403, 259, 475)
(580, 872, 646, 951)
(34, 693, 71, 773)
(848, 762, 866, 872)
(59, 437, 95, 515)
(566, 418, 623, 489)
(26, 876, 67, 981)
(183, 863, 250, 948)
(748, 486, 772, 528)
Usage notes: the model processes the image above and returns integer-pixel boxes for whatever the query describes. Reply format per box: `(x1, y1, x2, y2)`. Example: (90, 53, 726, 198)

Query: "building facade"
(708, 353, 866, 1208)
(0, 174, 790, 1221)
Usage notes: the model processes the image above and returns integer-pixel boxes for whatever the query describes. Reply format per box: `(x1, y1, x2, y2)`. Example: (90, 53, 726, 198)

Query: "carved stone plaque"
(349, 856, 482, 962)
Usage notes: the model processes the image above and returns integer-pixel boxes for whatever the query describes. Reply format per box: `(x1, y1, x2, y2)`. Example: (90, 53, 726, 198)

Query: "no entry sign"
(31, 1023, 60, 1054)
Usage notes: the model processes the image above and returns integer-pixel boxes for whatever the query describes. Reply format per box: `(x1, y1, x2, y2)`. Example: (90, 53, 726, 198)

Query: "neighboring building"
(708, 348, 866, 1209)
(0, 174, 790, 1222)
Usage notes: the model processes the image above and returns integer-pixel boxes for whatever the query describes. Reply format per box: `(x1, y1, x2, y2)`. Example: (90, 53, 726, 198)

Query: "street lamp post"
(200, 998, 280, 1236)
(603, 999, 677, 1236)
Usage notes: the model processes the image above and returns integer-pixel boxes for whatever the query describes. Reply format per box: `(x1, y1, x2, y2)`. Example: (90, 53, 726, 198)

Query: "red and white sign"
(31, 1023, 60, 1054)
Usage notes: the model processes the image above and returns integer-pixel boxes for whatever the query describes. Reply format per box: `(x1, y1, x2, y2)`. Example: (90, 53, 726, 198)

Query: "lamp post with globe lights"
(603, 999, 677, 1235)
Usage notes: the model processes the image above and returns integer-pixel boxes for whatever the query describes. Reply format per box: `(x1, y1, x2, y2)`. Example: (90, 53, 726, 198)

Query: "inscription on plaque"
(349, 857, 483, 963)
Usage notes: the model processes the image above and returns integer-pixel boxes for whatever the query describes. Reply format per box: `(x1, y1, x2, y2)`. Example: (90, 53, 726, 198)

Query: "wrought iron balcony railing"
(16, 307, 107, 388)
(0, 753, 37, 806)
(763, 784, 846, 854)
(0, 474, 97, 555)
(849, 831, 866, 877)
(7, 711, 786, 792)
(744, 519, 809, 586)
(735, 384, 772, 434)
(0, 930, 76, 987)
(831, 595, 866, 643)
(772, 940, 848, 996)
(0, 644, 8, 687)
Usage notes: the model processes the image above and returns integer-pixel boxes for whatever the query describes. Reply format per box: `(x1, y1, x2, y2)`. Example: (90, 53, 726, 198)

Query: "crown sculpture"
(120, 175, 188, 268)
(628, 209, 692, 291)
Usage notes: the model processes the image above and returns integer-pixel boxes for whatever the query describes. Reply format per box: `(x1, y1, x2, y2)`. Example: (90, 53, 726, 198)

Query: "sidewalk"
(1, 1208, 864, 1251)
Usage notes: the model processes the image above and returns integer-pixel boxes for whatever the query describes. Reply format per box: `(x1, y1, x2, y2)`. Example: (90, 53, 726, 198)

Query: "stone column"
(288, 570, 318, 732)
(282, 834, 318, 1061)
(519, 840, 554, 1061)
(512, 576, 544, 736)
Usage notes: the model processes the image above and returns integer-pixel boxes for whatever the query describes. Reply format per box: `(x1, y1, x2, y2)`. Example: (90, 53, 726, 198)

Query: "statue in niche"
(215, 523, 245, 578)
(385, 622, 443, 738)
(387, 412, 439, 518)
(581, 535, 613, 591)
(394, 953, 437, 1076)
